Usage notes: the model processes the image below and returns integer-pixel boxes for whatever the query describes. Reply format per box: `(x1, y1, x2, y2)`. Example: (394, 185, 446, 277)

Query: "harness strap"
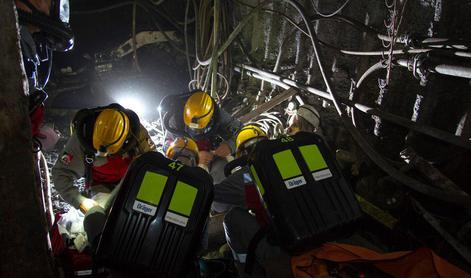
(84, 154, 94, 189)
(245, 226, 268, 274)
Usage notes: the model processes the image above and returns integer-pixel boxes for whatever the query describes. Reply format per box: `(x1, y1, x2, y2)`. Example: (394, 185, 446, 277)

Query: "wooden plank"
(238, 88, 298, 123)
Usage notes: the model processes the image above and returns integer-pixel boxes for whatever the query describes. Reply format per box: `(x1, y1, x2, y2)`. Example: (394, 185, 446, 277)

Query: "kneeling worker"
(161, 90, 242, 183)
(166, 137, 200, 167)
(52, 103, 155, 214)
(212, 124, 269, 213)
(166, 128, 267, 214)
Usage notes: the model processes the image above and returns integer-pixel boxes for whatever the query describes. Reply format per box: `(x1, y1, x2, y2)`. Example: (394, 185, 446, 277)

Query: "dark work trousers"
(223, 207, 292, 278)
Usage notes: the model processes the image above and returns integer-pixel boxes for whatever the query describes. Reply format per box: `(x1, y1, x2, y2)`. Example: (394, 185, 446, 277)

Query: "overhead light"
(115, 95, 147, 118)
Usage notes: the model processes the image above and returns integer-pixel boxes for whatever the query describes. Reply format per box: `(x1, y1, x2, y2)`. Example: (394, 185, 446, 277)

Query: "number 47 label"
(168, 161, 184, 171)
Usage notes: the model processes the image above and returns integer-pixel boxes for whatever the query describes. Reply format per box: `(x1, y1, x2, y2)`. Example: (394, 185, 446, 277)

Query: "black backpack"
(247, 132, 362, 253)
(96, 152, 214, 278)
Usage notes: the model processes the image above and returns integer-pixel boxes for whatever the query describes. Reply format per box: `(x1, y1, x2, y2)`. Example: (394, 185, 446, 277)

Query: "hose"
(310, 0, 352, 18)
(341, 49, 431, 56)
(184, 0, 193, 80)
(350, 61, 386, 129)
(282, 0, 343, 116)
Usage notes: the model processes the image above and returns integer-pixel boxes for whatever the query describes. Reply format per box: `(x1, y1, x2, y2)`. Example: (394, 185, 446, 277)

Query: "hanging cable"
(282, 0, 343, 115)
(310, 0, 352, 18)
(184, 0, 193, 80)
(131, 1, 141, 72)
(72, 2, 133, 14)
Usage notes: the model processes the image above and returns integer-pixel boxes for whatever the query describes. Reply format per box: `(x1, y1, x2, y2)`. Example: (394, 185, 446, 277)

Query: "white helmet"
(297, 104, 320, 130)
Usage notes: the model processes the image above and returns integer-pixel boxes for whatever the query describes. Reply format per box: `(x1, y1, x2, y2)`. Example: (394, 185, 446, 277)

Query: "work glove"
(199, 151, 214, 166)
(213, 142, 232, 158)
(79, 198, 99, 214)
(92, 192, 110, 209)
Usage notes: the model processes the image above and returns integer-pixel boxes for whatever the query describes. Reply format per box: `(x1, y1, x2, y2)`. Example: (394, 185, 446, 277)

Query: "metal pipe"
(238, 65, 471, 207)
(234, 67, 290, 89)
(411, 198, 471, 265)
(237, 64, 471, 150)
(236, 65, 332, 99)
(433, 64, 471, 79)
(341, 49, 431, 56)
(455, 51, 471, 58)
(378, 34, 469, 50)
(397, 59, 471, 79)
(351, 102, 471, 150)
(238, 88, 298, 123)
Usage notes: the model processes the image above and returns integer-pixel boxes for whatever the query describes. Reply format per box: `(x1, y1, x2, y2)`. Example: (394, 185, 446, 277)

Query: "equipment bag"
(248, 132, 362, 253)
(96, 152, 213, 277)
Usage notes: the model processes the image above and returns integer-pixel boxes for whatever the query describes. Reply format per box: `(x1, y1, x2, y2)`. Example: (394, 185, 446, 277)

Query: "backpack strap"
(72, 108, 98, 155)
(83, 153, 95, 189)
(244, 226, 268, 274)
(224, 156, 248, 178)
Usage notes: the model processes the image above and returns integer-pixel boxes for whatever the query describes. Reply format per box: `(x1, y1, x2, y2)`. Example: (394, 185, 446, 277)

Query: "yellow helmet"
(93, 109, 130, 156)
(183, 92, 215, 136)
(235, 124, 267, 157)
(166, 137, 199, 166)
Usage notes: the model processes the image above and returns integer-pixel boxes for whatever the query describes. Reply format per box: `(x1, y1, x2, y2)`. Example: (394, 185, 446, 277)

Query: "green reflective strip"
(136, 172, 167, 205)
(168, 181, 197, 217)
(356, 194, 398, 229)
(250, 165, 264, 196)
(299, 144, 328, 172)
(272, 150, 302, 179)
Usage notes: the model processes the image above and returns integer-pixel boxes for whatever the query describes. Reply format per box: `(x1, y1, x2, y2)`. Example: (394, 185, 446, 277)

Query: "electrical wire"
(217, 72, 230, 100)
(184, 0, 193, 80)
(150, 0, 165, 6)
(282, 0, 343, 115)
(310, 0, 352, 18)
(131, 1, 141, 72)
(340, 48, 431, 56)
(268, 0, 471, 209)
(235, 0, 310, 37)
(310, 14, 381, 35)
(72, 2, 132, 14)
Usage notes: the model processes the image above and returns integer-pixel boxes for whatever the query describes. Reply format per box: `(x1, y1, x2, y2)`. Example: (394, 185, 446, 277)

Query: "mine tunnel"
(1, 0, 471, 277)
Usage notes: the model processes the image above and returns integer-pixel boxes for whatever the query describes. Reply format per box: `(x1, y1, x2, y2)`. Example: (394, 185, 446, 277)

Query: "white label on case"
(312, 169, 333, 181)
(165, 211, 189, 227)
(284, 176, 307, 189)
(133, 200, 157, 216)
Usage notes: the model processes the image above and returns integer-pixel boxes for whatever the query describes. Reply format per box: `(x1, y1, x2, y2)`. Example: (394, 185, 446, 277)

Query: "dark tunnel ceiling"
(50, 0, 192, 112)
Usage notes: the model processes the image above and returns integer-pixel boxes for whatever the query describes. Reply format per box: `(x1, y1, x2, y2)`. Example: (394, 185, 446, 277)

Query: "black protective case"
(96, 152, 213, 277)
(249, 132, 362, 253)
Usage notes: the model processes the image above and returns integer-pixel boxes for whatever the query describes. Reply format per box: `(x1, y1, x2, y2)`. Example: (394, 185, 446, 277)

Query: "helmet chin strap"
(190, 98, 215, 124)
(95, 111, 128, 156)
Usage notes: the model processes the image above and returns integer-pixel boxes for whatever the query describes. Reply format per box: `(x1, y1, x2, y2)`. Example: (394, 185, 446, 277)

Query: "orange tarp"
(291, 243, 470, 278)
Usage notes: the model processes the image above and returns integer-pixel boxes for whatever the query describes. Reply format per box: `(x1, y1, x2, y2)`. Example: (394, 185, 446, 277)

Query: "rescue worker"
(15, 0, 74, 230)
(161, 90, 242, 184)
(16, 0, 74, 137)
(211, 124, 269, 213)
(165, 134, 252, 213)
(52, 103, 155, 214)
(286, 104, 321, 135)
(223, 125, 285, 278)
(166, 137, 200, 167)
(224, 108, 470, 278)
